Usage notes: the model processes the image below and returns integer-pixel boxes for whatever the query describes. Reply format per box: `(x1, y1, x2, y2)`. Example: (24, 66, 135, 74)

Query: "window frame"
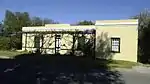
(111, 37, 120, 53)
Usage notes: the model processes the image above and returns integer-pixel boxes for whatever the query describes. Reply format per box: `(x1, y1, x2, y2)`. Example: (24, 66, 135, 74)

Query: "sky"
(0, 0, 150, 24)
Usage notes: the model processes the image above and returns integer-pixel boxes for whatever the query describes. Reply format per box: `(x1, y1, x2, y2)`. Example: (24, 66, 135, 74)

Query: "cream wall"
(95, 20, 138, 62)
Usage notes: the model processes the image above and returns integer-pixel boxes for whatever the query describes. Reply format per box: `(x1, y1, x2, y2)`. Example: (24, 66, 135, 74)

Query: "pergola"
(10, 28, 96, 58)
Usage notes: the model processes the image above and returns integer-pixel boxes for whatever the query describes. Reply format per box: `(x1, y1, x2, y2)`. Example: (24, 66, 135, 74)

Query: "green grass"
(108, 60, 138, 68)
(0, 50, 28, 57)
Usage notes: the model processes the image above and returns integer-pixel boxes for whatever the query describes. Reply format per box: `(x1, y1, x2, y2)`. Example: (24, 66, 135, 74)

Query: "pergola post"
(93, 30, 96, 59)
(72, 34, 75, 55)
(25, 33, 27, 51)
(55, 34, 57, 54)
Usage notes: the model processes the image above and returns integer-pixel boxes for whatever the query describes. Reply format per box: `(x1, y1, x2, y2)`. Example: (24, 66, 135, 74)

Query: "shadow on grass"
(0, 53, 125, 84)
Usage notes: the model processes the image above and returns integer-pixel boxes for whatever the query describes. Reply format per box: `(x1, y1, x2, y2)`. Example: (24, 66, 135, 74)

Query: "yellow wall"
(96, 24, 138, 62)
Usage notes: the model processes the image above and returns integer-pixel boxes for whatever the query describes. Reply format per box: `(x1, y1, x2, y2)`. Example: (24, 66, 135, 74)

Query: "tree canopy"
(2, 10, 59, 49)
(3, 10, 59, 33)
(77, 20, 94, 25)
(131, 9, 150, 63)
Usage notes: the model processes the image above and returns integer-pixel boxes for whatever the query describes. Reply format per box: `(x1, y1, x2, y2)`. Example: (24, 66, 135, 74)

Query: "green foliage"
(2, 10, 58, 50)
(108, 60, 138, 68)
(3, 10, 59, 33)
(0, 36, 10, 50)
(96, 32, 114, 59)
(31, 17, 59, 26)
(132, 9, 150, 63)
(4, 10, 31, 33)
(77, 20, 94, 25)
(0, 50, 28, 57)
(131, 9, 150, 39)
(0, 22, 3, 33)
(31, 16, 43, 26)
(43, 18, 59, 24)
(4, 10, 17, 33)
(10, 35, 22, 49)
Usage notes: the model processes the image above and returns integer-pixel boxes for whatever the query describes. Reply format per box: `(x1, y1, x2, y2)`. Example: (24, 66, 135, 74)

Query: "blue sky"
(0, 0, 149, 23)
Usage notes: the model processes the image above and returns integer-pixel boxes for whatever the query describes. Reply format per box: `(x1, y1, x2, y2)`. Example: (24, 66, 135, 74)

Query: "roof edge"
(95, 19, 138, 25)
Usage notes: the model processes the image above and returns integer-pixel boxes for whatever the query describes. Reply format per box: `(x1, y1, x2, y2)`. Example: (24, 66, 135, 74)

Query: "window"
(111, 38, 120, 53)
(55, 35, 61, 51)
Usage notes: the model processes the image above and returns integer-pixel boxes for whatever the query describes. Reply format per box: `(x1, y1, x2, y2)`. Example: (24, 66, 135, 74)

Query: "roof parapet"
(95, 19, 138, 25)
(45, 24, 70, 27)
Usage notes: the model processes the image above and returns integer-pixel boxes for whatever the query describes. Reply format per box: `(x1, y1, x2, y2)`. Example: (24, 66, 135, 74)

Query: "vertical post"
(55, 34, 57, 54)
(39, 33, 41, 53)
(72, 34, 75, 55)
(93, 30, 96, 59)
(41, 34, 44, 53)
(37, 33, 40, 54)
(25, 33, 27, 51)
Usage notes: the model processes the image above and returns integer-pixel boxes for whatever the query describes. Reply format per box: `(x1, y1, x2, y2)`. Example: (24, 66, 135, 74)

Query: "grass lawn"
(0, 51, 140, 68)
(108, 60, 139, 68)
(0, 50, 28, 58)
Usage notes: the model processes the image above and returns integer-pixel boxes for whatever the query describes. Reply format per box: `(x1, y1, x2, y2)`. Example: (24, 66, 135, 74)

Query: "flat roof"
(22, 26, 95, 32)
(95, 19, 138, 25)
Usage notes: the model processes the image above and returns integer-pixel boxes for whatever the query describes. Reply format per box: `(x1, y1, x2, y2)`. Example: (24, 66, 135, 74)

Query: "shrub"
(96, 32, 114, 59)
(0, 36, 11, 50)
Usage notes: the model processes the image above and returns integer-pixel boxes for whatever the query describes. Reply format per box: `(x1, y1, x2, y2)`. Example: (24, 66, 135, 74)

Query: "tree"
(131, 9, 150, 63)
(3, 10, 31, 49)
(31, 16, 43, 26)
(0, 22, 3, 33)
(4, 10, 31, 33)
(4, 10, 17, 33)
(131, 9, 150, 38)
(31, 17, 59, 26)
(77, 20, 94, 25)
(3, 10, 58, 50)
(43, 18, 59, 24)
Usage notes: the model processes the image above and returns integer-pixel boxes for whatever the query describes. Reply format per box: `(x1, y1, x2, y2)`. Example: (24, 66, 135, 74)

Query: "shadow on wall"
(0, 55, 124, 84)
(71, 32, 114, 60)
(96, 32, 114, 60)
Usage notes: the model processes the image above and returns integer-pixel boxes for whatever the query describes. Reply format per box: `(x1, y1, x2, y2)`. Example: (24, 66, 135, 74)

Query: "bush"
(96, 32, 114, 59)
(0, 36, 10, 50)
(10, 36, 22, 49)
(0, 34, 22, 50)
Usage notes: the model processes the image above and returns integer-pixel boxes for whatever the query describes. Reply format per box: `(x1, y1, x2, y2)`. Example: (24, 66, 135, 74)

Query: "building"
(22, 19, 138, 62)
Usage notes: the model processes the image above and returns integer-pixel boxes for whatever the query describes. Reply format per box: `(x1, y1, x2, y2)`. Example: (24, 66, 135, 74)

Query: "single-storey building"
(22, 19, 138, 62)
